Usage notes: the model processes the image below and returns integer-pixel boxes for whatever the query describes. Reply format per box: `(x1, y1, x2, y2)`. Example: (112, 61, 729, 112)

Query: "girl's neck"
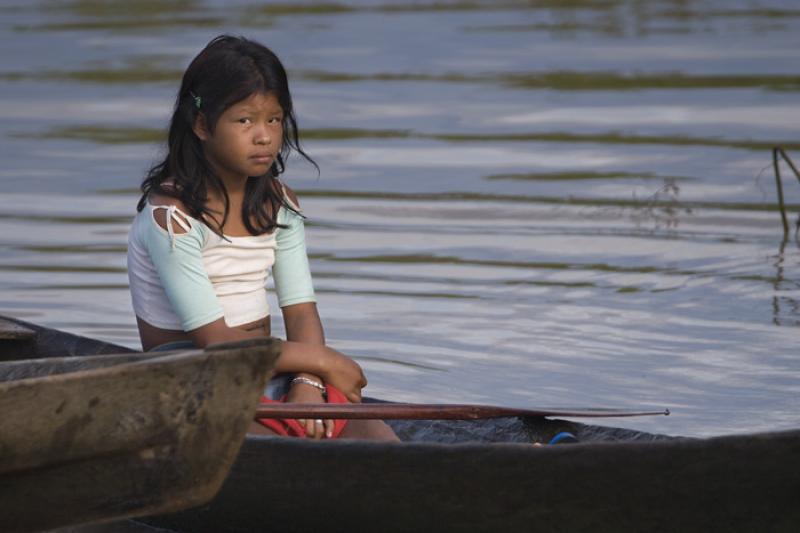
(217, 172, 248, 199)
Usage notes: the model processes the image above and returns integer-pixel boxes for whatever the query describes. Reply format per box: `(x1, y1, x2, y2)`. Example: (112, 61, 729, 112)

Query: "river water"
(1, 0, 799, 438)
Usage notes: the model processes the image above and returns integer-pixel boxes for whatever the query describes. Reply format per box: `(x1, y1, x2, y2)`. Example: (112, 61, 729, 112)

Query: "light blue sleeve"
(143, 215, 225, 331)
(273, 206, 317, 308)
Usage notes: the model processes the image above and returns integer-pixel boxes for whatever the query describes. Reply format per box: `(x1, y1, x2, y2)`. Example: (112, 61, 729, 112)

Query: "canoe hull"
(149, 428, 800, 532)
(0, 338, 281, 533)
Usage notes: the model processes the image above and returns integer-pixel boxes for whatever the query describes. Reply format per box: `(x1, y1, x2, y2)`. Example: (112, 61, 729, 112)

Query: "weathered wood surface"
(0, 337, 281, 533)
(148, 429, 800, 533)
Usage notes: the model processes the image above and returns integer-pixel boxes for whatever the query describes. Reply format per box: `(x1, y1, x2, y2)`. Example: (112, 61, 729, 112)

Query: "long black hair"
(137, 35, 317, 234)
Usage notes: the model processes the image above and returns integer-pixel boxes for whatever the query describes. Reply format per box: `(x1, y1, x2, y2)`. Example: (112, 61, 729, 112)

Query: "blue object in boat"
(549, 432, 579, 445)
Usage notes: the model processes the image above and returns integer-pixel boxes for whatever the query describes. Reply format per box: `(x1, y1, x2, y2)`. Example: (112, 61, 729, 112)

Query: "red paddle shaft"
(254, 403, 670, 420)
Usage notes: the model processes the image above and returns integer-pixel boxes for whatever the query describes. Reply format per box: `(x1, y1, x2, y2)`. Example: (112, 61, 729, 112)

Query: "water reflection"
(773, 239, 800, 327)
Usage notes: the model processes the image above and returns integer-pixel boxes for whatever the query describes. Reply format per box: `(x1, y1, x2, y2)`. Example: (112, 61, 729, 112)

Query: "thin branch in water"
(773, 147, 790, 235)
(777, 146, 800, 240)
(776, 147, 800, 184)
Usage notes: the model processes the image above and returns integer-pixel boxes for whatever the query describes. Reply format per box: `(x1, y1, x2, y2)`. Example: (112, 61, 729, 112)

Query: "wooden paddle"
(254, 403, 670, 420)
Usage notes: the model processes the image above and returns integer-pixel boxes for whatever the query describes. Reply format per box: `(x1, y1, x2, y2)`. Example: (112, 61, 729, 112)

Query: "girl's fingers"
(314, 418, 325, 439)
(324, 419, 334, 439)
(346, 391, 362, 403)
(299, 418, 314, 438)
(303, 418, 325, 439)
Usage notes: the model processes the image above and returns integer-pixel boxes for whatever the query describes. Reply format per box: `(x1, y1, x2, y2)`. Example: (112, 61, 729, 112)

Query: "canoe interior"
(144, 428, 800, 533)
(0, 317, 281, 533)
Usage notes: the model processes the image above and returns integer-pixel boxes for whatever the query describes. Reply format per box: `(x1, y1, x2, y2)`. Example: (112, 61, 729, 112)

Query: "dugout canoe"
(0, 316, 280, 533)
(2, 316, 799, 532)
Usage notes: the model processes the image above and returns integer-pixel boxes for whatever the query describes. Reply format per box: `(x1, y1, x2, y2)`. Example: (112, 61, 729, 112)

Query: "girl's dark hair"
(137, 35, 317, 234)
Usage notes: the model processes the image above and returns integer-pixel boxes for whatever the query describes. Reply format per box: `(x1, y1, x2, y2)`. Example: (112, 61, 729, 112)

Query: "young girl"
(127, 35, 397, 441)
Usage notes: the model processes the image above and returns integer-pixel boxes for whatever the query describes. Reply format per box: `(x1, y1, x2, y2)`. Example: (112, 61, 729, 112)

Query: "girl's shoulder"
(272, 182, 304, 230)
(277, 180, 301, 210)
(145, 192, 196, 235)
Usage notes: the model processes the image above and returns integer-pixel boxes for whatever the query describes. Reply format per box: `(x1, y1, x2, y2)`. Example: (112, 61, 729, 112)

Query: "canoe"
(3, 316, 799, 532)
(0, 316, 280, 533)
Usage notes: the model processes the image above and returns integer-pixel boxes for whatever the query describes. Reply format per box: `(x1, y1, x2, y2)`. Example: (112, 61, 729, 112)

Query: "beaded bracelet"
(290, 376, 326, 393)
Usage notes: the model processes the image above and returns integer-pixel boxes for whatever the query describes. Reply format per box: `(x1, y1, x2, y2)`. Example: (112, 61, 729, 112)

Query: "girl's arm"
(283, 302, 335, 437)
(283, 302, 327, 389)
(187, 317, 365, 402)
(283, 301, 325, 344)
(272, 187, 368, 432)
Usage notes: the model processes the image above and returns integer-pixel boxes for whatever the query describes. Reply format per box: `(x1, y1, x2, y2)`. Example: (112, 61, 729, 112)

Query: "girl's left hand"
(286, 379, 334, 439)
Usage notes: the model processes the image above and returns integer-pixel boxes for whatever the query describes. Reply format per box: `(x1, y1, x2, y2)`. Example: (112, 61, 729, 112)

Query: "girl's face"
(194, 91, 284, 184)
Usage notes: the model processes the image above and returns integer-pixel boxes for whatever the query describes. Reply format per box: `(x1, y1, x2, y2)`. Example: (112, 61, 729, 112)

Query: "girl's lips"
(251, 154, 273, 164)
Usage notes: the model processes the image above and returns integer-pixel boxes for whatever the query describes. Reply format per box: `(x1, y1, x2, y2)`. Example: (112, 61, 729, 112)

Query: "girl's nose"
(255, 129, 271, 145)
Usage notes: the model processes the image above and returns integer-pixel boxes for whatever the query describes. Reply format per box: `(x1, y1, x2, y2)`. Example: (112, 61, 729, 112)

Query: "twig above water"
(772, 147, 800, 237)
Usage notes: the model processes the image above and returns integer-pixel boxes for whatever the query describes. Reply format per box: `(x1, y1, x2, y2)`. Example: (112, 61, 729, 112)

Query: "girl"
(127, 35, 397, 441)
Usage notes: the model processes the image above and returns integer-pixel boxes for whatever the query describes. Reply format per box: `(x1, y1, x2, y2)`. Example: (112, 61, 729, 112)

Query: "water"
(1, 0, 799, 438)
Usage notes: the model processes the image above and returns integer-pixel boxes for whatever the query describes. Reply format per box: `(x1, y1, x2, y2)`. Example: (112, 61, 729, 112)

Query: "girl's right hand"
(321, 349, 366, 403)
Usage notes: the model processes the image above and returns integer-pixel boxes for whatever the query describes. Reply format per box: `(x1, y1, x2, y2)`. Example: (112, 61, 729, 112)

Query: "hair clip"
(189, 91, 202, 109)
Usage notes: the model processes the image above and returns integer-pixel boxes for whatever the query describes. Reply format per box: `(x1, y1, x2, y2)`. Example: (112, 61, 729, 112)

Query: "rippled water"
(1, 0, 799, 438)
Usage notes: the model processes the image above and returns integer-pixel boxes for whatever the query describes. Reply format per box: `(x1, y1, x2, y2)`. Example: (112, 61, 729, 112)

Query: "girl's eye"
(268, 116, 282, 124)
(239, 118, 252, 124)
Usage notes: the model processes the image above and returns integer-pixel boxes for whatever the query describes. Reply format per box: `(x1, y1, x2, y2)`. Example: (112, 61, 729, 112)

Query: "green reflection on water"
(18, 16, 224, 31)
(4, 65, 798, 92)
(43, 0, 200, 17)
(1, 67, 182, 84)
(16, 0, 800, 36)
(616, 286, 640, 293)
(302, 128, 414, 141)
(15, 126, 165, 144)
(248, 3, 355, 15)
(502, 72, 800, 92)
(20, 125, 800, 153)
(462, 21, 623, 34)
(20, 0, 635, 33)
(22, 0, 227, 31)
(296, 70, 800, 92)
(249, 1, 617, 16)
(41, 0, 800, 20)
(432, 132, 800, 151)
(505, 279, 596, 288)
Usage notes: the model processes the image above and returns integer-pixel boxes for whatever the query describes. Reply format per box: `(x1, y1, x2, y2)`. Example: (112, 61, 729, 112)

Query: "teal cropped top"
(127, 200, 316, 331)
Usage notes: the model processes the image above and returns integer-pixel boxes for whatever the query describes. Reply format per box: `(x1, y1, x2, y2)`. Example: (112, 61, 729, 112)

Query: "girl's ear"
(192, 113, 211, 141)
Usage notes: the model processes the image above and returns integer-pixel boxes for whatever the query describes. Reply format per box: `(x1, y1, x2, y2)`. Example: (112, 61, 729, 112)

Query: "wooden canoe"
(3, 316, 799, 532)
(0, 316, 280, 533)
